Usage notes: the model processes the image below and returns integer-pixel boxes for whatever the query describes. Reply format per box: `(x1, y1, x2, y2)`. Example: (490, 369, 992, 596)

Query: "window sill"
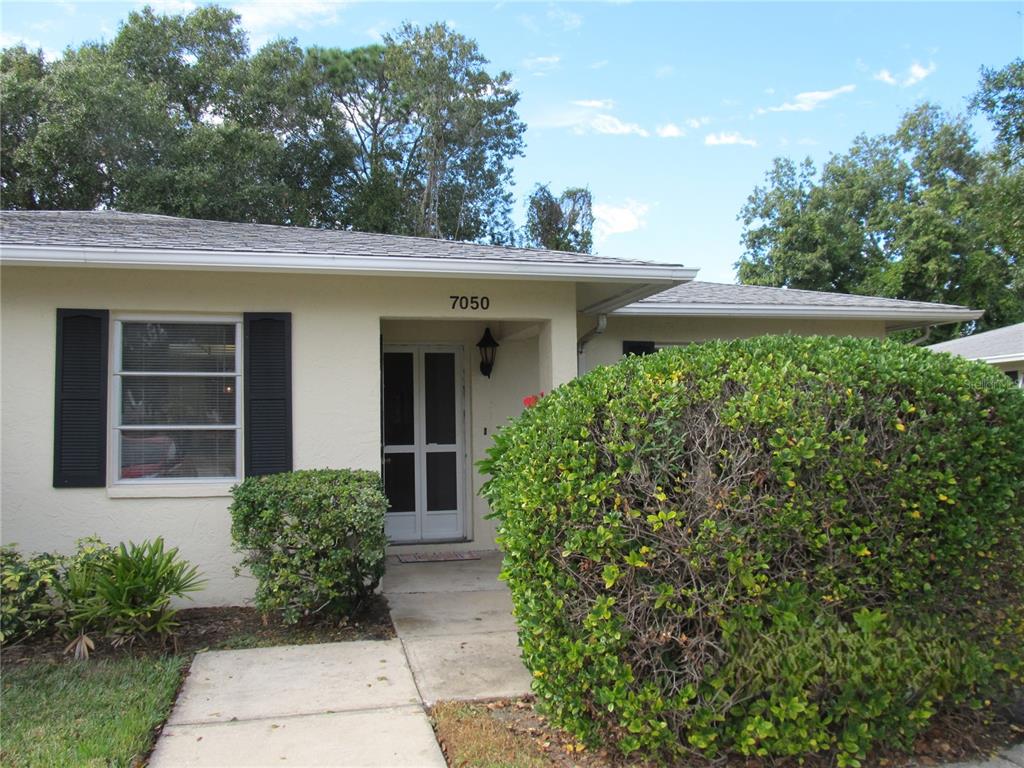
(107, 483, 235, 499)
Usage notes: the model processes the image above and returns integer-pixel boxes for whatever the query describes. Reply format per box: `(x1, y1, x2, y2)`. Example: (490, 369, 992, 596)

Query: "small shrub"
(2, 537, 203, 657)
(481, 335, 1024, 764)
(1, 546, 62, 644)
(60, 538, 205, 657)
(230, 469, 388, 624)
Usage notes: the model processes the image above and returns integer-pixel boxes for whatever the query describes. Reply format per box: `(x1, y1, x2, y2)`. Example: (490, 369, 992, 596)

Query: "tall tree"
(385, 22, 524, 242)
(524, 184, 594, 253)
(737, 99, 1023, 338)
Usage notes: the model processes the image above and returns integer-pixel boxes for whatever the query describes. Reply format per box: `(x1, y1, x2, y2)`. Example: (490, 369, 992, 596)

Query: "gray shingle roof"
(927, 322, 1024, 360)
(636, 280, 974, 312)
(0, 210, 661, 267)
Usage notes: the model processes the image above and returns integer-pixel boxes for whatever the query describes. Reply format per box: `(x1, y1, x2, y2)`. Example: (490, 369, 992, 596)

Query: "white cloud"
(873, 69, 898, 86)
(593, 200, 649, 242)
(759, 84, 856, 113)
(705, 131, 758, 147)
(533, 105, 648, 138)
(685, 116, 711, 129)
(656, 123, 684, 138)
(522, 54, 561, 71)
(231, 1, 341, 43)
(589, 59, 608, 69)
(571, 99, 614, 109)
(589, 114, 648, 137)
(904, 61, 936, 86)
(655, 65, 674, 79)
(874, 61, 937, 88)
(0, 31, 59, 61)
(547, 6, 582, 31)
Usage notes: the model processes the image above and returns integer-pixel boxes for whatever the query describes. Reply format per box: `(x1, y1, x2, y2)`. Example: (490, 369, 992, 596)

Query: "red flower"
(523, 395, 539, 408)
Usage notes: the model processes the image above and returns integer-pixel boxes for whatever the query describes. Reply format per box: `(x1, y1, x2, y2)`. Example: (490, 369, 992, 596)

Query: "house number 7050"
(450, 295, 490, 310)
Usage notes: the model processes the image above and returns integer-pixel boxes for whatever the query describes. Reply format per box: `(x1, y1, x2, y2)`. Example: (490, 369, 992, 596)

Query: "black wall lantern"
(477, 327, 499, 378)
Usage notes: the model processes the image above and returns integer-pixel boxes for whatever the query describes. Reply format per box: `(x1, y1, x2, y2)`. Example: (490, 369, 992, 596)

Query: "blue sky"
(2, 1, 1021, 282)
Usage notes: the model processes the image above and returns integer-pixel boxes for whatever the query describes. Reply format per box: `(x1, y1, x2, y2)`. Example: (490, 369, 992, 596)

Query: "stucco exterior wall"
(1, 266, 577, 605)
(578, 314, 889, 373)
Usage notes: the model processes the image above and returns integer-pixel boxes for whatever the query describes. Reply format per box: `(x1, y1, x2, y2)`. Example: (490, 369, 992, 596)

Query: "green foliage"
(1, 537, 203, 656)
(524, 184, 594, 253)
(230, 469, 388, 624)
(59, 538, 205, 654)
(0, 7, 538, 244)
(737, 62, 1024, 340)
(481, 335, 1024, 763)
(1, 545, 62, 644)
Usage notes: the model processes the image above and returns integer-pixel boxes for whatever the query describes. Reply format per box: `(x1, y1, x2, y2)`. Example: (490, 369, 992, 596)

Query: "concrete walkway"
(383, 552, 533, 704)
(149, 552, 528, 767)
(149, 640, 446, 767)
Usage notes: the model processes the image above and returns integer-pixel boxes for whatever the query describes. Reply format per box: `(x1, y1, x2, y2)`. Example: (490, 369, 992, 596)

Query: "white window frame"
(110, 314, 243, 485)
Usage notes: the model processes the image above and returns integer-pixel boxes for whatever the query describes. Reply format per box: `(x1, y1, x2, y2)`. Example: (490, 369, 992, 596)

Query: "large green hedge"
(481, 335, 1024, 764)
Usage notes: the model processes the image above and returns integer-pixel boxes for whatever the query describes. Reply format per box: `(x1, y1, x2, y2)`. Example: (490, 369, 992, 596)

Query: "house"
(0, 210, 982, 604)
(927, 322, 1024, 387)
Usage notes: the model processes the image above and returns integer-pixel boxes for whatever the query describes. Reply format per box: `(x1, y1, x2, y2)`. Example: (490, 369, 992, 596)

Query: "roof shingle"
(636, 280, 973, 312)
(0, 210, 662, 267)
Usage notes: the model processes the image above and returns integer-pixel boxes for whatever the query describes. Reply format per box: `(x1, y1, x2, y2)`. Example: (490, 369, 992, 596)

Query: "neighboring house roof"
(927, 321, 1024, 364)
(617, 280, 983, 331)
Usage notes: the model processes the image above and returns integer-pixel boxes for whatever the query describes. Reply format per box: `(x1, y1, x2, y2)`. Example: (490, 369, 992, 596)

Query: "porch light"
(477, 327, 499, 378)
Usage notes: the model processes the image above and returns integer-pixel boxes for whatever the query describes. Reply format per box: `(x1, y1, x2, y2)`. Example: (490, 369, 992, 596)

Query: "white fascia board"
(965, 353, 1024, 364)
(614, 302, 983, 324)
(0, 245, 698, 285)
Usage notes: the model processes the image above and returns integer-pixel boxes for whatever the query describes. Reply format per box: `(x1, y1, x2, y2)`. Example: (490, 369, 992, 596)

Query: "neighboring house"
(0, 211, 982, 604)
(927, 322, 1024, 387)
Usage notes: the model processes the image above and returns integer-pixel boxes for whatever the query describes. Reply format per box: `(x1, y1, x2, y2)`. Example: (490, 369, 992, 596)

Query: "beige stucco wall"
(579, 314, 889, 373)
(1, 265, 577, 605)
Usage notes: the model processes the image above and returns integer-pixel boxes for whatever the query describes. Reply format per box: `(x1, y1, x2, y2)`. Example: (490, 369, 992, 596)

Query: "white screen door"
(382, 345, 465, 542)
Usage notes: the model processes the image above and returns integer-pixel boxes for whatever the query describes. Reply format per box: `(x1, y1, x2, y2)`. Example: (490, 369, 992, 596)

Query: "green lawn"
(1, 656, 187, 768)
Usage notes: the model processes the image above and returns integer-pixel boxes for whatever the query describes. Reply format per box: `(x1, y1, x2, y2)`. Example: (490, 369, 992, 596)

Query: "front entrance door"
(381, 345, 465, 542)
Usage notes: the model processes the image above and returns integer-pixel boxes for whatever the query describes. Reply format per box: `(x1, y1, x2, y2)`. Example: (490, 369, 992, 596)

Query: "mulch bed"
(2, 594, 395, 665)
(437, 697, 1023, 768)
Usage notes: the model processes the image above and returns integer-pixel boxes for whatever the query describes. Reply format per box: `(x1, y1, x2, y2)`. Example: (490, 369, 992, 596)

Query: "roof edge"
(612, 302, 984, 322)
(0, 244, 697, 284)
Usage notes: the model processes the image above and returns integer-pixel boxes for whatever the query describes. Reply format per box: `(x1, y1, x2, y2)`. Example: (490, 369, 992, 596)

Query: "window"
(112, 318, 242, 482)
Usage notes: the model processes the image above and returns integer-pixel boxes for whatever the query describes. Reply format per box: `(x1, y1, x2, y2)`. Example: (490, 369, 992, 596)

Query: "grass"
(1, 656, 187, 768)
(431, 701, 554, 768)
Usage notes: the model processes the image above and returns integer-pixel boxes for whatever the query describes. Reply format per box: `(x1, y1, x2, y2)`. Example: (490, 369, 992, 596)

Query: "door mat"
(396, 552, 482, 563)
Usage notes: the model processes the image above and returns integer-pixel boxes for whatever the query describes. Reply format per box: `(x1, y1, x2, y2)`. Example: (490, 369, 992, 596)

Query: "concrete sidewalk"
(384, 552, 533, 704)
(149, 640, 446, 767)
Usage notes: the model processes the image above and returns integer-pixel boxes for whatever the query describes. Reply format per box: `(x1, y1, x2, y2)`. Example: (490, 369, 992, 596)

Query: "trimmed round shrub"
(481, 335, 1024, 763)
(230, 469, 388, 624)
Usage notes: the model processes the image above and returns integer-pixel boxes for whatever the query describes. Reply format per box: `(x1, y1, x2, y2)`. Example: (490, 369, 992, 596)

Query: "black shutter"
(244, 313, 292, 477)
(54, 309, 109, 487)
(622, 340, 657, 357)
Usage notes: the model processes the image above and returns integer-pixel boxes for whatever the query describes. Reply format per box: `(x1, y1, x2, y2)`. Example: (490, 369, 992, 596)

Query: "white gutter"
(962, 353, 1024, 364)
(613, 302, 983, 323)
(0, 244, 698, 285)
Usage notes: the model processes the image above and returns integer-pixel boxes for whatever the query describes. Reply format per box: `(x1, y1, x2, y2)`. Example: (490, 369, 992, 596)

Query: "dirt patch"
(431, 697, 1023, 768)
(2, 595, 395, 665)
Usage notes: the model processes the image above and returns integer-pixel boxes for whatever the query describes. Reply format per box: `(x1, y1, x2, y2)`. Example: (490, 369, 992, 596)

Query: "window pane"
(122, 323, 236, 373)
(426, 452, 457, 511)
(119, 429, 236, 479)
(382, 353, 415, 446)
(384, 452, 416, 512)
(424, 353, 456, 445)
(121, 376, 237, 426)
